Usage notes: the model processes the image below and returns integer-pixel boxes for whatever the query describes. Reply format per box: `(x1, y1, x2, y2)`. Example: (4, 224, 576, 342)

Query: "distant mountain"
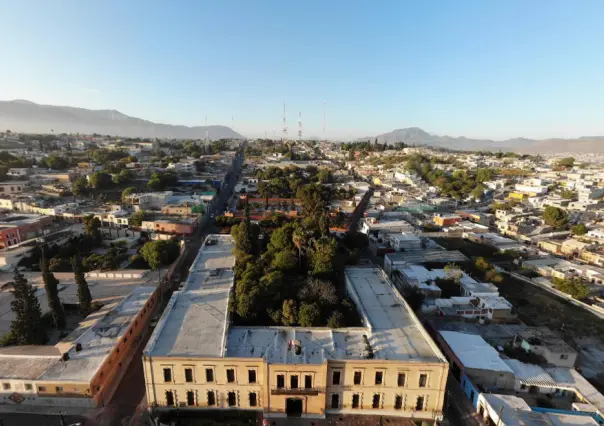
(0, 100, 245, 140)
(356, 127, 604, 154)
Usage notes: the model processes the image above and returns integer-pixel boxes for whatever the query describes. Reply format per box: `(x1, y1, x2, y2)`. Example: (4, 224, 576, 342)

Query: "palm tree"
(292, 228, 309, 269)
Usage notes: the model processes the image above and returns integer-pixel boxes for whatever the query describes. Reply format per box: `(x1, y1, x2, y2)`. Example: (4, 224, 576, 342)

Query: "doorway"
(286, 398, 303, 417)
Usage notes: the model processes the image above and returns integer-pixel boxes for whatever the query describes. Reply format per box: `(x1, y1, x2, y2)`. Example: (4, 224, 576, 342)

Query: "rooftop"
(144, 288, 231, 358)
(189, 234, 235, 272)
(40, 286, 155, 382)
(439, 331, 514, 373)
(385, 249, 469, 265)
(0, 346, 61, 380)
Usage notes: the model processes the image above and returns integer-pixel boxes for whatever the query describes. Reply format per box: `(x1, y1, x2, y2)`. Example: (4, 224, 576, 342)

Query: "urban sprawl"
(0, 131, 603, 426)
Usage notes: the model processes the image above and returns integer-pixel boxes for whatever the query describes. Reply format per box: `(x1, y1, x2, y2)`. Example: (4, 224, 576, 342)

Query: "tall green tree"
(88, 171, 113, 189)
(10, 269, 46, 345)
(83, 215, 102, 242)
(72, 253, 92, 314)
(543, 206, 569, 229)
(71, 176, 89, 196)
(40, 248, 66, 330)
(140, 239, 180, 270)
(571, 223, 588, 236)
(121, 186, 136, 204)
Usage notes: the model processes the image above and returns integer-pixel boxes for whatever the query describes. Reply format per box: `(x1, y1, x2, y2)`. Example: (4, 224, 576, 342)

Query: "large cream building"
(143, 235, 449, 424)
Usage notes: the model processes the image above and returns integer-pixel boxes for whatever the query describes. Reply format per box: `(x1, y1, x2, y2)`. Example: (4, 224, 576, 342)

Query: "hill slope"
(0, 100, 244, 140)
(357, 127, 604, 153)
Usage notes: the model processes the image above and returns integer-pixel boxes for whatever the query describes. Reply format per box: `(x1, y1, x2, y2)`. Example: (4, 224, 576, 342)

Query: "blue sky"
(1, 0, 603, 140)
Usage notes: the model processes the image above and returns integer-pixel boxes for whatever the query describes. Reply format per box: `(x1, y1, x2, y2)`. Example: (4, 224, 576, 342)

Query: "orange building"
(432, 214, 462, 227)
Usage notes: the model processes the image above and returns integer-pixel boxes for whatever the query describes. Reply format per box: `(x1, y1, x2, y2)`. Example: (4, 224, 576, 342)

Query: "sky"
(1, 0, 604, 141)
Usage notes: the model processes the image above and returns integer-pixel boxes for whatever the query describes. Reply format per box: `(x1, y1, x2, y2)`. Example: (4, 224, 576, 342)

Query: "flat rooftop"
(189, 234, 235, 272)
(385, 250, 469, 265)
(40, 286, 155, 382)
(144, 288, 231, 358)
(439, 330, 513, 373)
(344, 267, 446, 362)
(0, 346, 61, 380)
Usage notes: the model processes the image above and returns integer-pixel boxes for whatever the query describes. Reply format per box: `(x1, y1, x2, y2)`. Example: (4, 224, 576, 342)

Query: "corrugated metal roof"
(504, 359, 558, 388)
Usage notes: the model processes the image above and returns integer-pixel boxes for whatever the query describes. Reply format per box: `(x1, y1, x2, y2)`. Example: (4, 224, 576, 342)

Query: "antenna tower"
(323, 100, 326, 143)
(298, 112, 302, 141)
(282, 102, 288, 143)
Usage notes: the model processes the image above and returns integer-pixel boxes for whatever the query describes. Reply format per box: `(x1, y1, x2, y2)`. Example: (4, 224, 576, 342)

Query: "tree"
(475, 257, 491, 272)
(327, 311, 344, 328)
(309, 237, 337, 275)
(543, 206, 569, 229)
(281, 299, 297, 326)
(83, 215, 102, 242)
(88, 171, 113, 189)
(298, 302, 321, 327)
(41, 154, 69, 170)
(130, 210, 146, 227)
(476, 168, 494, 183)
(140, 240, 180, 270)
(471, 184, 486, 200)
(553, 277, 589, 299)
(485, 268, 504, 284)
(561, 189, 577, 200)
(72, 253, 92, 314)
(121, 186, 136, 204)
(556, 157, 575, 169)
(444, 263, 463, 283)
(10, 269, 46, 345)
(271, 249, 298, 271)
(113, 169, 133, 185)
(571, 223, 588, 236)
(40, 248, 66, 330)
(72, 176, 89, 196)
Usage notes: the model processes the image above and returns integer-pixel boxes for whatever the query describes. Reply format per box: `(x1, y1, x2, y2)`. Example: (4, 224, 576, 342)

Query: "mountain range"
(0, 100, 244, 140)
(1, 100, 602, 153)
(356, 127, 604, 154)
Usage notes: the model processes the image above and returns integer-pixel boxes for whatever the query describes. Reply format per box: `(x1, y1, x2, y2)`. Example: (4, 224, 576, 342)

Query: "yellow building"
(508, 192, 528, 201)
(143, 236, 449, 424)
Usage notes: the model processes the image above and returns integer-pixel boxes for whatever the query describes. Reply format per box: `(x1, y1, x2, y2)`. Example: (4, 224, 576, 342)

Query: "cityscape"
(1, 2, 604, 426)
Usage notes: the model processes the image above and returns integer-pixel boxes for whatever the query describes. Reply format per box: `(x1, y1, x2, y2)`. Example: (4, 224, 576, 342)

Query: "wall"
(145, 357, 448, 421)
(460, 373, 480, 409)
(91, 288, 158, 407)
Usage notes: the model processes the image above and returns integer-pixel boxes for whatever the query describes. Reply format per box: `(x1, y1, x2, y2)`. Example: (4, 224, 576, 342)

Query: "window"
(205, 368, 214, 383)
(226, 368, 235, 383)
(372, 394, 380, 409)
(332, 371, 341, 385)
(352, 394, 360, 409)
(207, 391, 216, 406)
(375, 371, 383, 385)
(187, 391, 195, 406)
(185, 368, 194, 383)
(56, 386, 63, 393)
(393, 372, 405, 387)
(304, 375, 312, 389)
(353, 371, 362, 385)
(2, 383, 10, 390)
(38, 386, 46, 392)
(25, 384, 32, 391)
(249, 392, 257, 407)
(416, 396, 424, 411)
(228, 391, 237, 407)
(277, 374, 285, 389)
(419, 374, 428, 388)
(248, 369, 257, 384)
(331, 393, 340, 409)
(166, 391, 174, 406)
(163, 368, 172, 383)
(394, 395, 403, 410)
(560, 354, 569, 360)
(290, 375, 299, 389)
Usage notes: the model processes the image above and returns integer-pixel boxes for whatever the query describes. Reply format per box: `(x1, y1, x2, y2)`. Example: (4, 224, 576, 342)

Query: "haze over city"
(2, 0, 604, 140)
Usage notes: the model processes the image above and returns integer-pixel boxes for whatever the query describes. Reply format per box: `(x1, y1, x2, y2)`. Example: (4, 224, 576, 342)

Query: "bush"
(0, 332, 16, 347)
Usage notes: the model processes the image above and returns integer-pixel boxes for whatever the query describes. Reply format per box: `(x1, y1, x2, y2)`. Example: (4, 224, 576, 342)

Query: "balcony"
(271, 387, 324, 396)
